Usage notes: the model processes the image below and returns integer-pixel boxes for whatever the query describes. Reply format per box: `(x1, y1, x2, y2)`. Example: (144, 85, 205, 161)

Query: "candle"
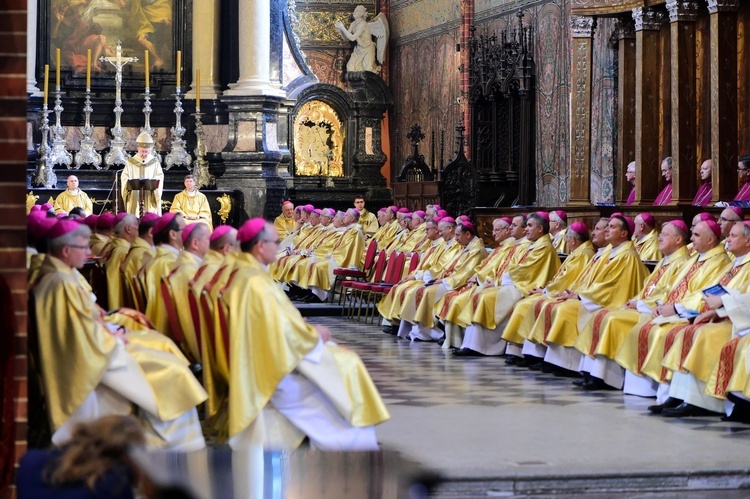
(176, 51, 181, 88)
(43, 64, 49, 105)
(196, 69, 200, 108)
(144, 50, 149, 87)
(56, 48, 61, 87)
(86, 49, 91, 88)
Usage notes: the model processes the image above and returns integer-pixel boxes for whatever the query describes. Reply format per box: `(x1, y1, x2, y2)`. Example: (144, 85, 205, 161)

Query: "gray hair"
(567, 228, 589, 243)
(210, 227, 238, 251)
(48, 224, 92, 255)
(114, 214, 137, 235)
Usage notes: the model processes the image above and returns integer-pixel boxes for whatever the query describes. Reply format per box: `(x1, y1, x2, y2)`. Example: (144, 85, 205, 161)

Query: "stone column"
(187, 0, 222, 99)
(224, 0, 284, 97)
(709, 0, 739, 200)
(615, 17, 636, 204)
(568, 15, 596, 206)
(26, 0, 40, 95)
(632, 7, 665, 204)
(668, 0, 699, 204)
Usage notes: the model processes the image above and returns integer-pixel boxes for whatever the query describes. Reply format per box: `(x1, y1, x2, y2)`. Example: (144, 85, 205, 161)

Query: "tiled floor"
(309, 315, 750, 496)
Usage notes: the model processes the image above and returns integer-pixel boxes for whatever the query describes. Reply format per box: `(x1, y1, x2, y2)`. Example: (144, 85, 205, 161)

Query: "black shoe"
(504, 356, 519, 365)
(647, 397, 683, 414)
(189, 362, 203, 378)
(515, 356, 537, 368)
(382, 326, 395, 335)
(453, 348, 482, 357)
(437, 339, 445, 346)
(527, 360, 544, 371)
(554, 367, 581, 379)
(581, 377, 610, 391)
(540, 362, 556, 374)
(662, 402, 722, 418)
(303, 294, 323, 303)
(572, 373, 590, 387)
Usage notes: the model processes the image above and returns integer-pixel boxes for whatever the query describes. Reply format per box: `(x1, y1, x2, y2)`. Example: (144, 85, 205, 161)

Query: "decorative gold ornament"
(293, 100, 345, 177)
(296, 11, 354, 43)
(217, 194, 232, 223)
(26, 191, 39, 214)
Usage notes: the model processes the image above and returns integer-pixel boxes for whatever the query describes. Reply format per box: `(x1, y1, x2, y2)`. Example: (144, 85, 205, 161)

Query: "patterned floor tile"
(308, 315, 750, 435)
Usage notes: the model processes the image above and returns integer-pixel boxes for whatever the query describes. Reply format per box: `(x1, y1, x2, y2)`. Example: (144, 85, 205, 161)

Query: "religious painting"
(293, 100, 345, 177)
(48, 0, 176, 77)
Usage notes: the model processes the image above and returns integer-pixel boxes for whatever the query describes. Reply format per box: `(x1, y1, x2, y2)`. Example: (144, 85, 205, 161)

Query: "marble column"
(668, 0, 699, 204)
(26, 0, 40, 95)
(224, 0, 284, 97)
(187, 0, 222, 99)
(708, 0, 739, 201)
(632, 7, 665, 205)
(615, 17, 636, 204)
(568, 15, 596, 206)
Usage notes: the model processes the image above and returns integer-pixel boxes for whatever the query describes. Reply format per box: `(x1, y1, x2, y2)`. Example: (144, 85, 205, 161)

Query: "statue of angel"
(335, 5, 389, 74)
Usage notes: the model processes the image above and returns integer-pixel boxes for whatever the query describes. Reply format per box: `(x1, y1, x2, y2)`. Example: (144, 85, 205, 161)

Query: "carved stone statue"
(335, 6, 389, 74)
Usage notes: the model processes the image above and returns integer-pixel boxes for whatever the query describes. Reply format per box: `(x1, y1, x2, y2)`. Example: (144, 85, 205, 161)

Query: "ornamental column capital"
(707, 0, 739, 14)
(632, 7, 665, 31)
(666, 1, 699, 22)
(571, 15, 597, 38)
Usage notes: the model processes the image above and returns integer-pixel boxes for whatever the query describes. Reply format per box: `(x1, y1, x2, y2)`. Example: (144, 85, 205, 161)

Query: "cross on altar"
(100, 41, 138, 102)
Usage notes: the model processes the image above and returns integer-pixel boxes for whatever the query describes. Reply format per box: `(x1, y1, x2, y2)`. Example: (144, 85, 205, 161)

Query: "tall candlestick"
(176, 51, 181, 88)
(56, 48, 61, 86)
(144, 50, 149, 86)
(86, 49, 91, 88)
(196, 69, 200, 108)
(43, 64, 49, 105)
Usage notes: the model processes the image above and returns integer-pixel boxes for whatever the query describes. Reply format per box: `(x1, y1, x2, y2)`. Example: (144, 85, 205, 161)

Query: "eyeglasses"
(738, 168, 749, 172)
(65, 244, 90, 250)
(719, 217, 739, 223)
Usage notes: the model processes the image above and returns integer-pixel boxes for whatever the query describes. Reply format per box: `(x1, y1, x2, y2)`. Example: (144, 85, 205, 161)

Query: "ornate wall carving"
(390, 0, 573, 207)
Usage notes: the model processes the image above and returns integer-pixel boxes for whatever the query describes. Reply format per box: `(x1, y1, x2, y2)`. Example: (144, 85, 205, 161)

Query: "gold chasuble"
(374, 220, 401, 251)
(143, 245, 181, 334)
(615, 244, 731, 381)
(53, 189, 93, 215)
(102, 237, 131, 310)
(502, 240, 595, 344)
(188, 250, 228, 418)
(359, 209, 379, 238)
(574, 245, 691, 360)
(300, 226, 365, 291)
(273, 214, 296, 239)
(532, 241, 649, 348)
(436, 237, 517, 325)
(90, 233, 111, 258)
(552, 228, 568, 254)
(166, 251, 204, 361)
(405, 236, 487, 328)
(661, 257, 750, 384)
(706, 334, 750, 401)
(121, 237, 155, 310)
(271, 225, 328, 282)
(459, 234, 560, 330)
(220, 253, 390, 440)
(33, 255, 206, 431)
(635, 229, 663, 261)
(389, 239, 462, 322)
(170, 190, 213, 229)
(287, 225, 343, 285)
(511, 246, 612, 345)
(377, 238, 447, 321)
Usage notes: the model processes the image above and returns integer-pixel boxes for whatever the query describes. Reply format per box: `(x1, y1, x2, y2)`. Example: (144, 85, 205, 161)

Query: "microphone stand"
(100, 169, 124, 215)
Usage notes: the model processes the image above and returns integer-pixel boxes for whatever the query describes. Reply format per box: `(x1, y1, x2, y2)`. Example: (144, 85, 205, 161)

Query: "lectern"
(126, 178, 160, 217)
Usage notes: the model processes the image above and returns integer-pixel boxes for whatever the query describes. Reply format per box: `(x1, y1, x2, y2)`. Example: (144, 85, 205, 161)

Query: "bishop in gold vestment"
(454, 213, 560, 356)
(575, 221, 691, 390)
(33, 220, 206, 451)
(220, 219, 389, 451)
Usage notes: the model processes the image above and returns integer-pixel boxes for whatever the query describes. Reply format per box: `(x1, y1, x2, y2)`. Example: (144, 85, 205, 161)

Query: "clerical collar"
(67, 189, 80, 195)
(187, 189, 197, 196)
(733, 254, 746, 267)
(609, 241, 626, 256)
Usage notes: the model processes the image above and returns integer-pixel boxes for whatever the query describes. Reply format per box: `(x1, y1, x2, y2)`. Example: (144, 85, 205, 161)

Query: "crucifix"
(101, 41, 139, 169)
